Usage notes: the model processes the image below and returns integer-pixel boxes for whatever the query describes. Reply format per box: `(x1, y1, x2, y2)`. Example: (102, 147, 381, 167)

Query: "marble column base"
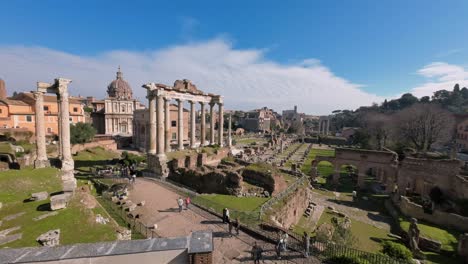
(34, 159, 50, 169)
(147, 153, 169, 178)
(60, 170, 76, 192)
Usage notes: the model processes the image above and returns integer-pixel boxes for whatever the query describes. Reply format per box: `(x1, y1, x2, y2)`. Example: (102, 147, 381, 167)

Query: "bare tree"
(395, 103, 454, 152)
(363, 111, 393, 150)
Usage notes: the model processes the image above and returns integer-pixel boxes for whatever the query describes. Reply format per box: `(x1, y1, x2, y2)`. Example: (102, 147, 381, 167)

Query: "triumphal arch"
(142, 79, 224, 178)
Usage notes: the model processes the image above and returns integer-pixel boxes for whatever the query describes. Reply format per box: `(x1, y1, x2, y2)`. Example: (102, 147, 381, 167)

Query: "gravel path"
(129, 178, 322, 263)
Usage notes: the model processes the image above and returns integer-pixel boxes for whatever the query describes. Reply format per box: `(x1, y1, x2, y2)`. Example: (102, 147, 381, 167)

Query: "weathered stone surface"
(50, 194, 70, 211)
(33, 211, 58, 221)
(0, 233, 22, 246)
(458, 233, 468, 263)
(3, 212, 25, 221)
(116, 228, 131, 240)
(0, 226, 21, 237)
(31, 191, 48, 201)
(37, 229, 60, 246)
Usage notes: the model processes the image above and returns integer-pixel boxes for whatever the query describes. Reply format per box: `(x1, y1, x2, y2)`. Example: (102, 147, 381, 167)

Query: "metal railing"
(259, 175, 308, 219)
(310, 240, 410, 264)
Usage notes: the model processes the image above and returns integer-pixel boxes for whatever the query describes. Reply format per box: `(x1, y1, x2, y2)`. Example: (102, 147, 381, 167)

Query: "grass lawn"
(193, 194, 267, 226)
(399, 218, 460, 253)
(301, 148, 335, 175)
(0, 167, 118, 248)
(235, 137, 267, 146)
(74, 146, 120, 162)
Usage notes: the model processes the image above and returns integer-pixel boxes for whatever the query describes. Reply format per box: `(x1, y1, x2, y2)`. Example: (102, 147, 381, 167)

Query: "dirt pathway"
(128, 178, 321, 263)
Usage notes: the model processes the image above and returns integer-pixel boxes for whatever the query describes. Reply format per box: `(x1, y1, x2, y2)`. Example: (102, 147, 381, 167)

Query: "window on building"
(73, 107, 78, 112)
(26, 115, 32, 122)
(44, 106, 49, 111)
(47, 128, 52, 133)
(172, 133, 177, 140)
(171, 121, 177, 127)
(0, 109, 2, 114)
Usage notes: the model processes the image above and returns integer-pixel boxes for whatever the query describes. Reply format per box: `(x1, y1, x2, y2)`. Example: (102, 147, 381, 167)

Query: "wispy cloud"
(435, 48, 463, 58)
(410, 62, 468, 97)
(0, 38, 382, 114)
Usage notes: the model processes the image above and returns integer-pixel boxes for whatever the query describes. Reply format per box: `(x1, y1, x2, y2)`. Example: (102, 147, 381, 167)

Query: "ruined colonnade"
(318, 117, 330, 135)
(143, 82, 224, 177)
(34, 78, 76, 191)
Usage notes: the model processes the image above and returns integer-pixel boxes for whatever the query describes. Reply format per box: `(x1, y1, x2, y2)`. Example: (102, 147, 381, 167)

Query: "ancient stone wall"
(241, 169, 275, 194)
(270, 186, 311, 229)
(169, 167, 242, 195)
(398, 158, 462, 197)
(453, 175, 468, 200)
(71, 140, 117, 155)
(204, 148, 229, 166)
(399, 196, 468, 232)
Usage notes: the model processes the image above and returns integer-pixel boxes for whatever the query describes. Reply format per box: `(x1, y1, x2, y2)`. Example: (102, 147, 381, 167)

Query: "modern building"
(239, 107, 280, 132)
(0, 79, 85, 137)
(90, 67, 145, 135)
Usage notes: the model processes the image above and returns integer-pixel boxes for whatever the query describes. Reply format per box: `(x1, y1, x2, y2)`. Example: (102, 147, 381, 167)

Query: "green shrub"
(381, 241, 413, 261)
(326, 255, 369, 264)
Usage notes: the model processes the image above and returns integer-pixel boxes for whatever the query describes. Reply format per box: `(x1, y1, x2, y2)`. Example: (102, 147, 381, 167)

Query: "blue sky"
(1, 0, 468, 114)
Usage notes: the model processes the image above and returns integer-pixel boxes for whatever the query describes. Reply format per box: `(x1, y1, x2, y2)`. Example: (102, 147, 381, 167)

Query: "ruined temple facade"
(91, 68, 145, 135)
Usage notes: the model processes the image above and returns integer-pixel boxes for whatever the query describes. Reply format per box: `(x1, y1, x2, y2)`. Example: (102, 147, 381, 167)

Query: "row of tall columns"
(146, 95, 223, 153)
(318, 119, 330, 135)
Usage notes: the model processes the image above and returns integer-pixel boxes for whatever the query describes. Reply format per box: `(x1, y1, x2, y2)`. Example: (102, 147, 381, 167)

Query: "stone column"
(209, 102, 215, 145)
(57, 97, 62, 159)
(148, 93, 156, 154)
(57, 79, 75, 192)
(189, 101, 196, 148)
(200, 102, 206, 147)
(176, 99, 184, 150)
(228, 113, 232, 147)
(157, 95, 165, 154)
(164, 98, 171, 153)
(326, 119, 330, 135)
(33, 91, 49, 168)
(318, 120, 322, 134)
(218, 103, 224, 146)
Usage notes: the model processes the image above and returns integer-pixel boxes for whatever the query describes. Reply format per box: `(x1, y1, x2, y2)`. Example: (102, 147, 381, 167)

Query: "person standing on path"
(251, 242, 263, 264)
(282, 232, 289, 251)
(185, 196, 191, 209)
(177, 197, 184, 212)
(234, 218, 240, 235)
(303, 231, 310, 258)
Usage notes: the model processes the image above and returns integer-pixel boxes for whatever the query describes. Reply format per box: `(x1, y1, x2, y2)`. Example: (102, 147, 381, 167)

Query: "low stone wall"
(270, 186, 311, 229)
(71, 140, 117, 155)
(399, 196, 468, 232)
(453, 175, 468, 200)
(204, 148, 229, 166)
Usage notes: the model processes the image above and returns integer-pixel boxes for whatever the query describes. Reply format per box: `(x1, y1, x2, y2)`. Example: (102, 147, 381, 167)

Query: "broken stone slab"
(50, 193, 71, 211)
(0, 233, 22, 246)
(127, 204, 137, 212)
(31, 191, 48, 201)
(138, 200, 145, 206)
(33, 211, 58, 221)
(0, 226, 21, 237)
(3, 212, 25, 221)
(37, 229, 60, 247)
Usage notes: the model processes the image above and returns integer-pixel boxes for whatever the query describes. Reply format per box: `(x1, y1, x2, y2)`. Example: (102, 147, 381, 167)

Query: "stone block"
(37, 229, 60, 247)
(31, 191, 48, 201)
(62, 178, 77, 192)
(116, 228, 131, 240)
(50, 194, 70, 211)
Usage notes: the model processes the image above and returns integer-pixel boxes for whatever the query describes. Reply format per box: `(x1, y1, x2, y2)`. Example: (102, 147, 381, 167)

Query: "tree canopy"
(70, 122, 96, 144)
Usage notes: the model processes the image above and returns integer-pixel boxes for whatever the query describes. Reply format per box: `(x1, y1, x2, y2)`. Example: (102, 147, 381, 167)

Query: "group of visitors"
(275, 231, 289, 259)
(177, 197, 191, 212)
(222, 208, 241, 237)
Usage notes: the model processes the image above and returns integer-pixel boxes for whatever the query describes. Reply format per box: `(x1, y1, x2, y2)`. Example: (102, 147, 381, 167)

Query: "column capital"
(32, 91, 44, 99)
(199, 101, 206, 106)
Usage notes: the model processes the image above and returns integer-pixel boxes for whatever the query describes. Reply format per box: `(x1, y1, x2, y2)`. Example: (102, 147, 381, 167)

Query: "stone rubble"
(33, 211, 58, 221)
(37, 229, 60, 247)
(31, 191, 48, 201)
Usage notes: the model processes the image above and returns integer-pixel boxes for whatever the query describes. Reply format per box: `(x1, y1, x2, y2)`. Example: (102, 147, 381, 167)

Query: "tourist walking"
(177, 197, 184, 212)
(234, 218, 240, 235)
(222, 208, 227, 223)
(131, 173, 136, 184)
(225, 208, 230, 223)
(185, 196, 191, 209)
(251, 242, 263, 264)
(303, 231, 310, 258)
(276, 239, 282, 260)
(228, 220, 233, 236)
(282, 232, 289, 251)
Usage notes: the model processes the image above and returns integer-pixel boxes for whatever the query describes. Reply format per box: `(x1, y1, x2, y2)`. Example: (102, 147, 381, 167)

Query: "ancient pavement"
(128, 178, 322, 263)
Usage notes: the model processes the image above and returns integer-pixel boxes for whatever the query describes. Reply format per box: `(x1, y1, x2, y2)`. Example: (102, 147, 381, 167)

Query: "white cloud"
(410, 62, 468, 98)
(0, 39, 382, 114)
